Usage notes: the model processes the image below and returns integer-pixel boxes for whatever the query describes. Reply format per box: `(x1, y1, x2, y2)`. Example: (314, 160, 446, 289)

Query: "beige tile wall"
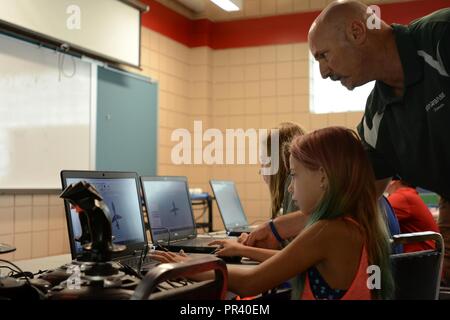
(207, 43, 365, 226)
(139, 28, 223, 229)
(0, 194, 69, 261)
(140, 28, 366, 229)
(139, 28, 213, 195)
(2, 21, 368, 260)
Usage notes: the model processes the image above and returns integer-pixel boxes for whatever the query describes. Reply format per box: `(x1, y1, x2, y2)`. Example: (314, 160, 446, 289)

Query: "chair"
(390, 231, 444, 300)
(440, 286, 450, 300)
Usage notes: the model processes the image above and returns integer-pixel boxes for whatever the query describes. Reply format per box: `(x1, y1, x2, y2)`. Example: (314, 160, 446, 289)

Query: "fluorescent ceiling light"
(210, 0, 242, 12)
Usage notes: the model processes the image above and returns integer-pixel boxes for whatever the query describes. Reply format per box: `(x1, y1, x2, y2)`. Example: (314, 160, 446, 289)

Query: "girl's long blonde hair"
(265, 122, 306, 218)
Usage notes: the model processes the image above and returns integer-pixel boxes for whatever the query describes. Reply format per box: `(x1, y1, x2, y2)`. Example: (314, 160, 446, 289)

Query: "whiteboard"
(0, 33, 93, 189)
(0, 0, 141, 67)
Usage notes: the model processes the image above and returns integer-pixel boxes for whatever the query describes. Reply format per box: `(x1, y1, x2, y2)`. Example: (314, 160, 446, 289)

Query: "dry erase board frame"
(0, 33, 158, 192)
(0, 32, 94, 191)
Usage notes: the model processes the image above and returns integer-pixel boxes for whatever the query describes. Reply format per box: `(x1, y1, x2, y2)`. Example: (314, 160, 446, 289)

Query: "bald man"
(309, 0, 450, 286)
(244, 0, 450, 287)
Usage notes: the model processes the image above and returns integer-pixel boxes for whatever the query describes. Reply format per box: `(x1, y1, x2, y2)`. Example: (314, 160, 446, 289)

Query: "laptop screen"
(141, 177, 195, 243)
(62, 172, 146, 257)
(210, 180, 248, 230)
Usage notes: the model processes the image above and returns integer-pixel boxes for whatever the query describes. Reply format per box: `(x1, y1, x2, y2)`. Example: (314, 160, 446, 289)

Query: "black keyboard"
(120, 255, 159, 271)
(181, 238, 215, 246)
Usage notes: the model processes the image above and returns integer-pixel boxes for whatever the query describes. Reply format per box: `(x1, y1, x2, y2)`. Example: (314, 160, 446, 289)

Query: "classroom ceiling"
(156, 0, 413, 21)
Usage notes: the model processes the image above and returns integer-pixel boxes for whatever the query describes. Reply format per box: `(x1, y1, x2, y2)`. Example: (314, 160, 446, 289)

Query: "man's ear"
(346, 20, 367, 45)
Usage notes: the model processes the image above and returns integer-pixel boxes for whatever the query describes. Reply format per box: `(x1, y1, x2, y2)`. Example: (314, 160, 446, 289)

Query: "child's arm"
(244, 211, 309, 248)
(226, 220, 329, 297)
(149, 220, 331, 298)
(209, 239, 279, 262)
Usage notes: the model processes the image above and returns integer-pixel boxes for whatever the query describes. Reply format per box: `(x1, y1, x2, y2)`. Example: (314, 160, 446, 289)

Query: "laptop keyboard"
(121, 255, 159, 271)
(183, 238, 211, 246)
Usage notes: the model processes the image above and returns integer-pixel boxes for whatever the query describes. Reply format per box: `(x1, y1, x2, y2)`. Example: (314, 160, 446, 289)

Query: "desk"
(12, 251, 259, 275)
(14, 254, 72, 274)
(11, 247, 259, 300)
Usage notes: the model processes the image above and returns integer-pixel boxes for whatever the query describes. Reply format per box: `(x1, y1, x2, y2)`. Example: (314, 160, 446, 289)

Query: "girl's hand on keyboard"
(237, 232, 249, 244)
(148, 250, 190, 264)
(208, 239, 245, 257)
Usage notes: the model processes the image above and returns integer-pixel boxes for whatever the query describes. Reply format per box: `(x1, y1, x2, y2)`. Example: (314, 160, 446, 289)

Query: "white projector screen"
(0, 0, 140, 67)
(0, 33, 93, 189)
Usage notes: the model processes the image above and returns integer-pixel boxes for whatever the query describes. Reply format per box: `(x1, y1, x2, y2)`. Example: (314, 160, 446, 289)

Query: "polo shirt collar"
(373, 24, 424, 114)
(392, 24, 424, 88)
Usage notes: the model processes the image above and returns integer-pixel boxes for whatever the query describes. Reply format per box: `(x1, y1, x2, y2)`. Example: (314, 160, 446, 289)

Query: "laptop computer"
(209, 180, 257, 236)
(61, 170, 158, 272)
(140, 176, 221, 254)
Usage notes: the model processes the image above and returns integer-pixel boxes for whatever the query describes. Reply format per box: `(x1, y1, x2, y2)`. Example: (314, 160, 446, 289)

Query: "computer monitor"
(210, 180, 249, 230)
(61, 170, 147, 259)
(140, 176, 196, 244)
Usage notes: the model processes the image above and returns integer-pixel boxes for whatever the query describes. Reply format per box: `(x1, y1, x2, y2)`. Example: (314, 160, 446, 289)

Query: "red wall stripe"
(190, 19, 214, 47)
(140, 0, 450, 49)
(210, 11, 319, 48)
(140, 0, 193, 45)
